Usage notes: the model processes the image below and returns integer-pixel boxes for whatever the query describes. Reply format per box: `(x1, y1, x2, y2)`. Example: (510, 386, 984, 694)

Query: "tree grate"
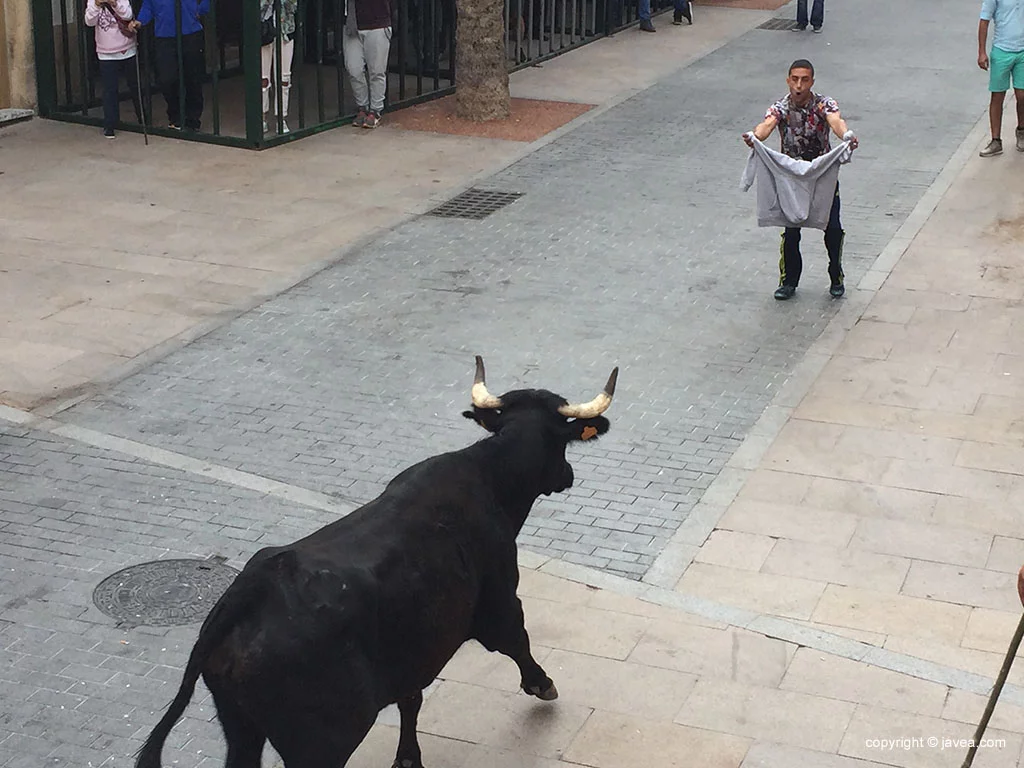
(93, 557, 239, 627)
(426, 189, 524, 220)
(757, 17, 800, 30)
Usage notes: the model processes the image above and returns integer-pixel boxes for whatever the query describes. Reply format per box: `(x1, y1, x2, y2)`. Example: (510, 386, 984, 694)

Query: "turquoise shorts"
(990, 45, 1024, 92)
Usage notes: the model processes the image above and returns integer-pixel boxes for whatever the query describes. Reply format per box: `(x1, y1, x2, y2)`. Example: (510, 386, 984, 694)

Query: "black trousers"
(779, 182, 844, 288)
(99, 56, 142, 131)
(154, 31, 205, 130)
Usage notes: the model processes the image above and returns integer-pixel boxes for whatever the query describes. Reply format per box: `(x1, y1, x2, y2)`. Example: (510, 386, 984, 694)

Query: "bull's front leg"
(474, 596, 558, 701)
(393, 691, 424, 768)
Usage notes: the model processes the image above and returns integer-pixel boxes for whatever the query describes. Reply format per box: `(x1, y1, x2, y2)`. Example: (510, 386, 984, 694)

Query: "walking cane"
(960, 564, 1024, 768)
(134, 51, 148, 145)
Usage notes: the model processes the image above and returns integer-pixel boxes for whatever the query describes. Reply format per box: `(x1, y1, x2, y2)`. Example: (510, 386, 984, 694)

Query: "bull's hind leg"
(392, 691, 424, 768)
(474, 595, 557, 701)
(211, 694, 266, 768)
(270, 706, 375, 768)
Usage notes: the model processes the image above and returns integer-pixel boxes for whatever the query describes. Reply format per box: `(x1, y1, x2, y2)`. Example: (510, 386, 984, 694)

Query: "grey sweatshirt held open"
(740, 136, 854, 230)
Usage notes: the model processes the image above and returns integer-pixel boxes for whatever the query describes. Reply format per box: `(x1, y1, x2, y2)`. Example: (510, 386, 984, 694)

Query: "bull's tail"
(134, 570, 266, 768)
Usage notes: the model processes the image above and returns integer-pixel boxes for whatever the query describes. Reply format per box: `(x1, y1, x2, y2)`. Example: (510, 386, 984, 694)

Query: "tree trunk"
(454, 0, 510, 120)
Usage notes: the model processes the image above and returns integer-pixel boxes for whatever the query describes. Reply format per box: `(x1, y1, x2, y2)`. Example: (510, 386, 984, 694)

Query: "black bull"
(135, 357, 618, 768)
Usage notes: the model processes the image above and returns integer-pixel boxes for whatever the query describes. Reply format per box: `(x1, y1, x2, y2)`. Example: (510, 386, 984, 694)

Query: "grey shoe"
(1017, 127, 1024, 152)
(980, 138, 1003, 157)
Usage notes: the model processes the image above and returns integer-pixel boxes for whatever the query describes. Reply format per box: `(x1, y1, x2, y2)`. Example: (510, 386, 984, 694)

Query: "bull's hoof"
(525, 681, 559, 700)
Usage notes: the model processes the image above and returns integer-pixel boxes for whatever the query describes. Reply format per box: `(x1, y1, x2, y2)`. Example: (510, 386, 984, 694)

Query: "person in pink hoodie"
(85, 0, 143, 138)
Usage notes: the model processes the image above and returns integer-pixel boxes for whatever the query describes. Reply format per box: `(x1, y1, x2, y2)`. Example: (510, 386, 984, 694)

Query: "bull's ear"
(463, 409, 501, 432)
(565, 416, 610, 442)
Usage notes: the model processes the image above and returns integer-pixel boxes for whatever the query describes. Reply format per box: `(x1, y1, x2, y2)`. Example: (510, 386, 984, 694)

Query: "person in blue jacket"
(130, 0, 208, 131)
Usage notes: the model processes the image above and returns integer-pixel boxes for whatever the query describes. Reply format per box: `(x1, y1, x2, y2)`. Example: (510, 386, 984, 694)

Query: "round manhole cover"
(93, 558, 239, 627)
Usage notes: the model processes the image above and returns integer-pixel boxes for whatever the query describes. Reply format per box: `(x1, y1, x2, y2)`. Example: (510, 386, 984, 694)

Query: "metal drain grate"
(757, 17, 800, 30)
(93, 557, 239, 627)
(426, 189, 524, 220)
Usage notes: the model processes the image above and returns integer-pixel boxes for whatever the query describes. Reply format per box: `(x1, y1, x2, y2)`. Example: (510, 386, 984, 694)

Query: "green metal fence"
(32, 0, 673, 149)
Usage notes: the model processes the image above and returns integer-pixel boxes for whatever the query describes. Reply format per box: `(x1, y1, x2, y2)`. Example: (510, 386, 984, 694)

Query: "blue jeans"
(797, 0, 823, 28)
(638, 0, 651, 22)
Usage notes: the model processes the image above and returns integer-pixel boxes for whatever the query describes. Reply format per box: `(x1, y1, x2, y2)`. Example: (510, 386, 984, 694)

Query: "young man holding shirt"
(743, 59, 859, 301)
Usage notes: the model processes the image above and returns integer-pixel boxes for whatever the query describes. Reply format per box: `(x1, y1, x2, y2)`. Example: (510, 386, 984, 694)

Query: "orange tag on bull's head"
(581, 426, 598, 440)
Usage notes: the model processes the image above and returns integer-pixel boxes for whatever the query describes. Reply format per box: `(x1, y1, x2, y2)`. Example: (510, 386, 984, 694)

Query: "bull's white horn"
(558, 367, 619, 419)
(471, 355, 503, 409)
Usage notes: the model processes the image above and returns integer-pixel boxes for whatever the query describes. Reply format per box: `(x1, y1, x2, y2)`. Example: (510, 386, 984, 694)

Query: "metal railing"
(31, 0, 674, 148)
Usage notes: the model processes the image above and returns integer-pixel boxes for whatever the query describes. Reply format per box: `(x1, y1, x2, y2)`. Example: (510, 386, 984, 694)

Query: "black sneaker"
(639, 19, 655, 31)
(830, 283, 845, 297)
(774, 285, 796, 300)
(103, 128, 115, 139)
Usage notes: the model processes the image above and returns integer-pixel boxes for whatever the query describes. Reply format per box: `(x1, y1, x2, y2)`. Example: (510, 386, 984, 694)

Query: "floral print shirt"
(765, 92, 840, 160)
(261, 0, 298, 36)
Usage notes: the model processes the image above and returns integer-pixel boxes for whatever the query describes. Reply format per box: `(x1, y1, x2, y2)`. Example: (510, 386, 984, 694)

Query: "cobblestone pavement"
(62, 0, 982, 580)
(0, 0, 992, 765)
(0, 423, 338, 767)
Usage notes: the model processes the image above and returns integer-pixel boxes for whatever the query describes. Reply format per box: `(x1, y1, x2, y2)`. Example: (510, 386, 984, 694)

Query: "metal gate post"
(31, 0, 58, 115)
(243, 0, 264, 145)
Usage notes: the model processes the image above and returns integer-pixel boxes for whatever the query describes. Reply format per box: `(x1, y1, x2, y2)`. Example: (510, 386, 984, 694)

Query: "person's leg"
(362, 27, 391, 125)
(1012, 51, 1024, 151)
(990, 91, 1006, 139)
(182, 31, 205, 130)
(810, 0, 823, 29)
(343, 29, 370, 124)
(775, 228, 802, 299)
(796, 0, 808, 28)
(673, 0, 691, 24)
(153, 37, 180, 127)
(983, 46, 1012, 154)
(824, 183, 845, 296)
(1015, 87, 1024, 151)
(99, 59, 119, 135)
(279, 37, 294, 128)
(261, 41, 274, 130)
(638, 0, 654, 31)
